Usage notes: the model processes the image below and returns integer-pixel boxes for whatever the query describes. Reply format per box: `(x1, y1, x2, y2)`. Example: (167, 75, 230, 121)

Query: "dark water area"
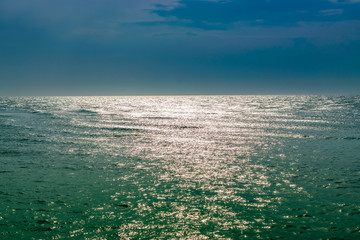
(1, 96, 360, 239)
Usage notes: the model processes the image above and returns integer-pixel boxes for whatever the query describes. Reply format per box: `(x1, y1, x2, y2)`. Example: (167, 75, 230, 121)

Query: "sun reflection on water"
(1, 96, 360, 239)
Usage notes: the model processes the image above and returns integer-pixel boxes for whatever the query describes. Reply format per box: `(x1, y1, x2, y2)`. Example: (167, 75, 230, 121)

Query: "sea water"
(0, 96, 360, 239)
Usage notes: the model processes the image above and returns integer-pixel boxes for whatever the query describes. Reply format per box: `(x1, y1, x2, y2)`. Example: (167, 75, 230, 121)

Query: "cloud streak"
(152, 0, 360, 29)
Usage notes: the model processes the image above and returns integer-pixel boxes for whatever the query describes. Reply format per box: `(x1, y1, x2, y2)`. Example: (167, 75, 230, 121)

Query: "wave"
(74, 109, 98, 115)
(101, 127, 142, 132)
(323, 136, 360, 140)
(0, 149, 22, 155)
(178, 125, 201, 129)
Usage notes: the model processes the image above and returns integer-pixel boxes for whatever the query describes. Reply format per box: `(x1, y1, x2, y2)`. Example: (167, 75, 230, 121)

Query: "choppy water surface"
(1, 96, 360, 239)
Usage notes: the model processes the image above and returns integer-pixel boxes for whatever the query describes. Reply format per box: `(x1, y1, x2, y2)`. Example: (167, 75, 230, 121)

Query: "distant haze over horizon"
(1, 0, 360, 96)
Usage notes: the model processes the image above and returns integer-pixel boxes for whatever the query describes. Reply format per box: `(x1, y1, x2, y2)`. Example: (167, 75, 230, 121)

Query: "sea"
(0, 95, 360, 239)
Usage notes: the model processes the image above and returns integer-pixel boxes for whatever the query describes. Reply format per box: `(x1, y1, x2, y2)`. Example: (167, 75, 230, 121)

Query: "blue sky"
(0, 0, 360, 95)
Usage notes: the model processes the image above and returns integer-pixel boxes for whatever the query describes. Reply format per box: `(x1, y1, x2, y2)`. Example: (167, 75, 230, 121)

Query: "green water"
(1, 96, 360, 239)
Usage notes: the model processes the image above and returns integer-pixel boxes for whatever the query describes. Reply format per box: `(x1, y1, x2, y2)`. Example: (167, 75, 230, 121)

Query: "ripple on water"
(0, 96, 360, 239)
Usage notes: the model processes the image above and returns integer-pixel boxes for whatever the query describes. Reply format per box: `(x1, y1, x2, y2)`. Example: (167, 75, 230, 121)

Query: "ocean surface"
(1, 95, 360, 239)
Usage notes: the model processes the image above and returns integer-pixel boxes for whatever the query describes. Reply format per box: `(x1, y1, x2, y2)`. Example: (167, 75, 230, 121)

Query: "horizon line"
(1, 93, 359, 97)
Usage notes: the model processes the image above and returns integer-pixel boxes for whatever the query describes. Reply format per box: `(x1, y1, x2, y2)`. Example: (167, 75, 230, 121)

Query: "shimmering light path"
(1, 96, 360, 239)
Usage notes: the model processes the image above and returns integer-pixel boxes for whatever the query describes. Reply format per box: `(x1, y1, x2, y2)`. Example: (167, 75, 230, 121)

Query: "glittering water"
(1, 96, 360, 239)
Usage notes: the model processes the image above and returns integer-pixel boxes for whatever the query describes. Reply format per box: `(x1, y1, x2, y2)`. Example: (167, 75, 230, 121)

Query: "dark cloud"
(152, 0, 360, 29)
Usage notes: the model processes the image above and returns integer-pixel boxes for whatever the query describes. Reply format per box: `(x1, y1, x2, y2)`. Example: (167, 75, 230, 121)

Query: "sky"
(0, 0, 360, 96)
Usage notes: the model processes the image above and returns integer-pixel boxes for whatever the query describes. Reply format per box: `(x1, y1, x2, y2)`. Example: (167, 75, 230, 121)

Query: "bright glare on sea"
(1, 96, 360, 239)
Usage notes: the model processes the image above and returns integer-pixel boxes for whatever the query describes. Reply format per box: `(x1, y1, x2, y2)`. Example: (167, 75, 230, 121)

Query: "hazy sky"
(1, 0, 360, 95)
